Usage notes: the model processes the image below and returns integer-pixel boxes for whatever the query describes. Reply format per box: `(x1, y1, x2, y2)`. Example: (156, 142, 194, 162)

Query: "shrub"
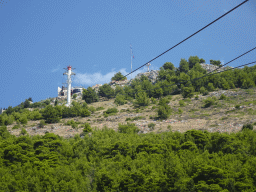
(219, 94, 227, 100)
(38, 120, 46, 128)
(195, 95, 199, 100)
(12, 124, 20, 130)
(105, 108, 118, 115)
(151, 97, 157, 104)
(114, 94, 127, 106)
(148, 123, 156, 130)
(81, 108, 91, 117)
(80, 123, 92, 136)
(158, 106, 172, 120)
(178, 108, 183, 114)
(118, 123, 139, 134)
(88, 106, 96, 114)
(20, 128, 27, 136)
(242, 124, 253, 131)
(72, 94, 77, 99)
(203, 97, 217, 108)
(96, 107, 105, 111)
(235, 104, 240, 109)
(182, 86, 194, 98)
(200, 87, 209, 96)
(125, 118, 131, 121)
(167, 125, 172, 131)
(135, 92, 150, 107)
(179, 100, 186, 107)
(152, 106, 157, 110)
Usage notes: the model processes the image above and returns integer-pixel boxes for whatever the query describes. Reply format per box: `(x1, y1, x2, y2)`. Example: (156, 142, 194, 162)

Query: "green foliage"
(134, 92, 150, 107)
(118, 123, 139, 134)
(200, 87, 209, 95)
(210, 59, 222, 67)
(80, 108, 91, 117)
(104, 108, 118, 115)
(219, 94, 227, 100)
(235, 104, 240, 109)
(88, 106, 96, 114)
(12, 124, 20, 130)
(82, 123, 92, 133)
(179, 100, 186, 107)
(242, 124, 253, 131)
(207, 83, 215, 92)
(114, 94, 127, 106)
(195, 95, 199, 100)
(82, 87, 99, 104)
(96, 106, 105, 111)
(150, 97, 157, 104)
(148, 123, 156, 130)
(182, 86, 194, 98)
(188, 56, 200, 69)
(163, 62, 175, 70)
(178, 108, 183, 114)
(203, 97, 217, 108)
(72, 93, 77, 99)
(179, 58, 189, 73)
(41, 105, 61, 123)
(38, 120, 46, 128)
(157, 98, 172, 120)
(98, 84, 115, 99)
(20, 128, 27, 135)
(111, 71, 127, 81)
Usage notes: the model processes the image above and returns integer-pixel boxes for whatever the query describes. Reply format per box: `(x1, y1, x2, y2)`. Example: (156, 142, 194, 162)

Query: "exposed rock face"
(134, 70, 159, 84)
(200, 63, 234, 73)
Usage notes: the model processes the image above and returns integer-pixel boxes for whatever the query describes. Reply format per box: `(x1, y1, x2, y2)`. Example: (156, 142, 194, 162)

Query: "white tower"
(146, 63, 151, 72)
(63, 65, 75, 106)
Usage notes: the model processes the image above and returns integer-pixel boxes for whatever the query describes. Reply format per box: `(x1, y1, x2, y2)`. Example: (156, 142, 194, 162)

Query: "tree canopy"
(111, 72, 127, 81)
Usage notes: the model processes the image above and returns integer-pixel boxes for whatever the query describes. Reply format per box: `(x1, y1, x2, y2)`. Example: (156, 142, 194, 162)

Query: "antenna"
(146, 63, 151, 72)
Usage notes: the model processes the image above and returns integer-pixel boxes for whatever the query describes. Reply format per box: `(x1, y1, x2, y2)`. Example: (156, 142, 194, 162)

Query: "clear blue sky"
(0, 0, 255, 109)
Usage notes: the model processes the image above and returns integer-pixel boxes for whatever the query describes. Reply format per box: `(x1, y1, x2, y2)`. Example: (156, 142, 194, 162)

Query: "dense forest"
(1, 124, 256, 191)
(1, 56, 256, 191)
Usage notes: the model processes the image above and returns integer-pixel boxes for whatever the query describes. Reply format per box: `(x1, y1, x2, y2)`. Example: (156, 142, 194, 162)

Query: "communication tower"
(146, 63, 151, 72)
(63, 65, 76, 106)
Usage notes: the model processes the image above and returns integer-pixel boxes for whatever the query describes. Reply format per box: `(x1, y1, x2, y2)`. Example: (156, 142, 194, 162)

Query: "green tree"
(24, 99, 31, 108)
(134, 92, 150, 107)
(188, 56, 200, 69)
(98, 84, 115, 99)
(179, 58, 189, 73)
(82, 87, 99, 104)
(157, 97, 172, 119)
(114, 94, 127, 106)
(210, 60, 222, 67)
(41, 105, 61, 123)
(200, 58, 205, 63)
(181, 86, 194, 98)
(163, 62, 175, 70)
(111, 72, 127, 81)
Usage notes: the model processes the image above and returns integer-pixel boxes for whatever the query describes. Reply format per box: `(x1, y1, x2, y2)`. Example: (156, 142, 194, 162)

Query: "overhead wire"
(124, 0, 249, 78)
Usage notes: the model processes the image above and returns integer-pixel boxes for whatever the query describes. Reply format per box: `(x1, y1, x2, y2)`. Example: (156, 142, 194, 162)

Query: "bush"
(178, 108, 183, 114)
(12, 124, 20, 130)
(105, 108, 118, 115)
(88, 106, 96, 114)
(20, 128, 27, 136)
(148, 123, 156, 130)
(96, 107, 105, 111)
(114, 94, 127, 106)
(235, 104, 240, 109)
(219, 94, 227, 100)
(72, 94, 77, 99)
(38, 120, 46, 128)
(242, 124, 253, 131)
(134, 92, 150, 107)
(151, 97, 157, 104)
(158, 106, 172, 120)
(195, 95, 199, 100)
(179, 100, 186, 107)
(200, 87, 208, 96)
(118, 123, 139, 134)
(182, 86, 194, 98)
(203, 97, 217, 108)
(80, 108, 91, 117)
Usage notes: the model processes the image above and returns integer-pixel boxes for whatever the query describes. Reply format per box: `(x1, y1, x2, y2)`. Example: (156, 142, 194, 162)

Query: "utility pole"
(63, 65, 75, 107)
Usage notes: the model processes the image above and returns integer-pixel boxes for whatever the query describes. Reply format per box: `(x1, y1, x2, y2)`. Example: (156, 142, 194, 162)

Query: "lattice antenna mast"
(63, 65, 76, 106)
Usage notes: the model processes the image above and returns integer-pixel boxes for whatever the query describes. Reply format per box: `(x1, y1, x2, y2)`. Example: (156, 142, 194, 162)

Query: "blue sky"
(0, 0, 255, 109)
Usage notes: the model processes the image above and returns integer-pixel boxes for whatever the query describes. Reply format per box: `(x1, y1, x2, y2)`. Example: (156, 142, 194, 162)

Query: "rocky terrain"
(7, 87, 256, 138)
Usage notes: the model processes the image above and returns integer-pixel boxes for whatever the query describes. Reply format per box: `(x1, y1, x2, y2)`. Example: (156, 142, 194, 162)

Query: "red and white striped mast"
(63, 65, 76, 106)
